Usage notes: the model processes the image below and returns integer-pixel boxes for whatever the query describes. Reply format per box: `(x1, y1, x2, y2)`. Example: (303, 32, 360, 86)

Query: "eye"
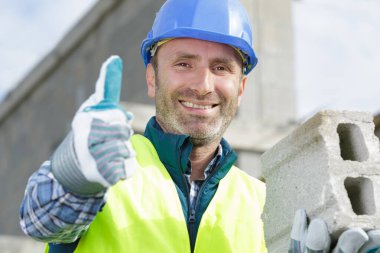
(215, 66, 226, 71)
(176, 62, 191, 68)
(213, 64, 231, 74)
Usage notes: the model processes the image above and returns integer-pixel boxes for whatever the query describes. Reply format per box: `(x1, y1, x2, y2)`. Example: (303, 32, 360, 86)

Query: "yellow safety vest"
(47, 134, 267, 253)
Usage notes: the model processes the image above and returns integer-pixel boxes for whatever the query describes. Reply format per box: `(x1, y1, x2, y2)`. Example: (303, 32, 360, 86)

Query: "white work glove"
(289, 209, 380, 253)
(51, 55, 137, 194)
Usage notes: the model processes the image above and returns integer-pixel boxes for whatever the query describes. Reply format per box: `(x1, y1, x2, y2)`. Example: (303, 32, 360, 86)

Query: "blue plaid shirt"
(184, 144, 222, 210)
(20, 146, 222, 243)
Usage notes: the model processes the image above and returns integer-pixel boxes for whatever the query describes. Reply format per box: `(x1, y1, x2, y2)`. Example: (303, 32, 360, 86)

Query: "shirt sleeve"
(19, 160, 106, 243)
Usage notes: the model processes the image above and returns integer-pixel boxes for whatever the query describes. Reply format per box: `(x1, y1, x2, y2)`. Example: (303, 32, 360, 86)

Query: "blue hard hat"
(140, 0, 258, 75)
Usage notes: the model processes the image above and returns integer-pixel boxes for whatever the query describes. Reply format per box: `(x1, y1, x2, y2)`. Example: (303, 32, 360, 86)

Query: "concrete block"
(261, 110, 380, 252)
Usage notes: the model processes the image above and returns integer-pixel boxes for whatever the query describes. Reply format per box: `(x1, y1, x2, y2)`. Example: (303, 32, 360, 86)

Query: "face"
(146, 38, 247, 146)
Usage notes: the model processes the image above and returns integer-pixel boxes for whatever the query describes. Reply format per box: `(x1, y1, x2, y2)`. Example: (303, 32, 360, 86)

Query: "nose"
(190, 67, 215, 96)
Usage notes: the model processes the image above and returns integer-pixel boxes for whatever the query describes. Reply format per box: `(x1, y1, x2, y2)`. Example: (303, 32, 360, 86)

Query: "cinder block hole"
(337, 123, 369, 162)
(344, 177, 376, 215)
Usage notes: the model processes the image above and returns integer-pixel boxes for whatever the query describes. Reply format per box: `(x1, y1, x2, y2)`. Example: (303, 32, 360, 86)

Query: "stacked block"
(261, 110, 380, 252)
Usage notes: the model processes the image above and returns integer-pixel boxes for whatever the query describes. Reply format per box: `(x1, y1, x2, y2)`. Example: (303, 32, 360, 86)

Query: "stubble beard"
(154, 75, 239, 147)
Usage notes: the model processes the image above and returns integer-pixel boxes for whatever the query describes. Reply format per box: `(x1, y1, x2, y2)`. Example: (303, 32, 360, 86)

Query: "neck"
(154, 117, 221, 181)
(189, 141, 219, 182)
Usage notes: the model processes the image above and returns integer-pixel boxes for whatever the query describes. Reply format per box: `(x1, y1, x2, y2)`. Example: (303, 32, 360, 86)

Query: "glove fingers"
(359, 230, 380, 253)
(291, 209, 309, 240)
(90, 139, 134, 184)
(85, 107, 132, 126)
(89, 119, 133, 145)
(95, 55, 123, 104)
(89, 119, 136, 185)
(90, 139, 132, 163)
(82, 55, 124, 112)
(99, 158, 126, 185)
(306, 219, 330, 252)
(289, 209, 308, 253)
(333, 228, 368, 253)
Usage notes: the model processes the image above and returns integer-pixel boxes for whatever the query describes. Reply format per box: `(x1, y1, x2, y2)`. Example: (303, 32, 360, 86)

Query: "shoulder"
(229, 166, 265, 187)
(228, 166, 266, 209)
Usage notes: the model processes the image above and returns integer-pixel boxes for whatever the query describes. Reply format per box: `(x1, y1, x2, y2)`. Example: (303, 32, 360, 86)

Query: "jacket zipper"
(181, 172, 194, 251)
(188, 152, 231, 252)
(178, 146, 194, 250)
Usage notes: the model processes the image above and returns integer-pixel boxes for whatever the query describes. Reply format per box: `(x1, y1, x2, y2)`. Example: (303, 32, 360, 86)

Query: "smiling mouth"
(180, 101, 217, 109)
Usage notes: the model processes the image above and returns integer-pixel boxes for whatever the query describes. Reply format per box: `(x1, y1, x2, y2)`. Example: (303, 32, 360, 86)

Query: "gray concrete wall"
(240, 0, 296, 126)
(0, 236, 45, 253)
(238, 0, 296, 177)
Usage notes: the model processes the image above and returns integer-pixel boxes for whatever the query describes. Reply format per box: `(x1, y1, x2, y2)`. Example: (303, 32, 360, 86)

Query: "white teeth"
(182, 101, 213, 109)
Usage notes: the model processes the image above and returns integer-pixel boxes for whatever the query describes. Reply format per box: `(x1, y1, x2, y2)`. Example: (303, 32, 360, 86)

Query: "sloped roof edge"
(0, 0, 121, 126)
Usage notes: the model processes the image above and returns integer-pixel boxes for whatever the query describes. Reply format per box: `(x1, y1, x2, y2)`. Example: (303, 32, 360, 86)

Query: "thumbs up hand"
(51, 56, 137, 195)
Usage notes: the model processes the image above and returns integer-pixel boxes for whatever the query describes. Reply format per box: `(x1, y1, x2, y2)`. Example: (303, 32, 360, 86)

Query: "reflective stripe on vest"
(48, 134, 267, 253)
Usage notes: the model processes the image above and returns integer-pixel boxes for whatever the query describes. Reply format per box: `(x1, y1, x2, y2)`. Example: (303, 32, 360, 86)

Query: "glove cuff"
(51, 131, 105, 195)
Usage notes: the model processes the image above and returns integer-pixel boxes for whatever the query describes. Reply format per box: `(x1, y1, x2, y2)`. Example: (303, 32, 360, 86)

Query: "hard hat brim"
(141, 28, 258, 75)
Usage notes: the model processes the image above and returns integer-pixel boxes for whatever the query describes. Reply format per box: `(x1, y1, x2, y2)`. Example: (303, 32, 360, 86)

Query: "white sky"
(294, 0, 380, 119)
(0, 0, 379, 119)
(0, 0, 97, 100)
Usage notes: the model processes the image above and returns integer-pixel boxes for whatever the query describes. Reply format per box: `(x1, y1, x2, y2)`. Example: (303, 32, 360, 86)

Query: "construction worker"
(19, 0, 379, 252)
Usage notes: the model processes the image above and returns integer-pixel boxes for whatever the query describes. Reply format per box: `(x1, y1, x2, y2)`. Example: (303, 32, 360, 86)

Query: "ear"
(146, 63, 156, 98)
(237, 75, 247, 106)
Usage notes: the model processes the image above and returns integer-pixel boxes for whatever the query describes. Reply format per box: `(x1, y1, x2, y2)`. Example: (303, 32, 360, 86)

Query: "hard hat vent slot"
(337, 123, 368, 162)
(344, 177, 376, 215)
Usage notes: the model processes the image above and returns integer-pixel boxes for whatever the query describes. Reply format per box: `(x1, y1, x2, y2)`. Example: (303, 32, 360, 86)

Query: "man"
(20, 0, 379, 252)
(20, 0, 265, 252)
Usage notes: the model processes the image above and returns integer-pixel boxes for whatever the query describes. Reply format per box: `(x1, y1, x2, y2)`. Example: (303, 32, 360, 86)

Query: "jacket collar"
(144, 117, 191, 173)
(143, 117, 238, 176)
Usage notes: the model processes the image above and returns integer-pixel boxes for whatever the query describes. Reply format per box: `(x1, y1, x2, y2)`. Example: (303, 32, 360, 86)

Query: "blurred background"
(0, 0, 379, 251)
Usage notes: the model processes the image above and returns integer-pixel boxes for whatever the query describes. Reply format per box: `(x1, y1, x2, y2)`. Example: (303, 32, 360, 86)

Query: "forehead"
(157, 38, 241, 62)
